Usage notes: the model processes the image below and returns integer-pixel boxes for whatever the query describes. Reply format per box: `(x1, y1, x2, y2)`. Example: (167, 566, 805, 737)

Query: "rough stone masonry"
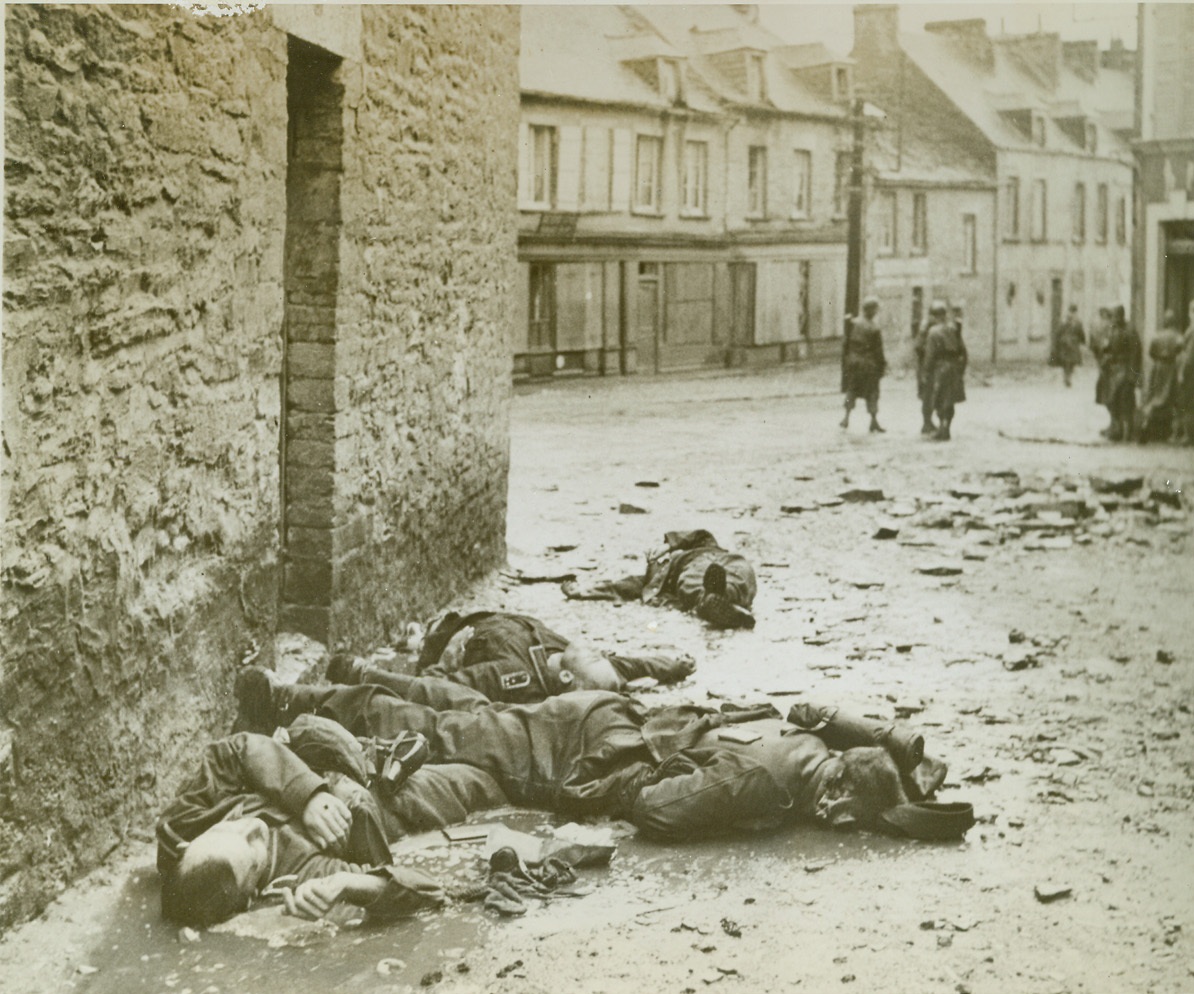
(1, 4, 519, 927)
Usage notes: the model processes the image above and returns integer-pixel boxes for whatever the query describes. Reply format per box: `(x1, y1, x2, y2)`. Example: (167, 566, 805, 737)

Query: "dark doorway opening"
(280, 37, 343, 640)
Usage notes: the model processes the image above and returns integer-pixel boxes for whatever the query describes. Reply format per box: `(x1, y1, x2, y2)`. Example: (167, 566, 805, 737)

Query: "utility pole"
(843, 97, 866, 331)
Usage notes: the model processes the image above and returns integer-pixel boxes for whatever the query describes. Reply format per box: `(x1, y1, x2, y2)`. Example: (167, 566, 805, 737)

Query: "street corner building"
(1133, 3, 1194, 346)
(851, 5, 1135, 366)
(514, 4, 854, 380)
(1, 3, 519, 926)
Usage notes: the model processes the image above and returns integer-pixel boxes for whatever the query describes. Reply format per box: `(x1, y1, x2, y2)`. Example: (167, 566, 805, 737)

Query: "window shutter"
(517, 121, 532, 209)
(611, 129, 632, 210)
(556, 125, 582, 211)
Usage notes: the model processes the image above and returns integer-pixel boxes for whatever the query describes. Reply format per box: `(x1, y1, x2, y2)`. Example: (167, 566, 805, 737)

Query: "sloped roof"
(898, 29, 1133, 155)
(775, 42, 852, 71)
(634, 4, 847, 117)
(520, 5, 720, 112)
(869, 125, 996, 186)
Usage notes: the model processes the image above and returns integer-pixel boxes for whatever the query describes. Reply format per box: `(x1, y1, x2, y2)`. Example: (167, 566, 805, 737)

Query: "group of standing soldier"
(1053, 300, 1194, 445)
(842, 295, 1194, 446)
(840, 296, 967, 442)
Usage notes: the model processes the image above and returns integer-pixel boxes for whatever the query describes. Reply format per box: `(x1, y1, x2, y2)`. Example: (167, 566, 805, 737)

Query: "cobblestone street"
(2, 362, 1192, 994)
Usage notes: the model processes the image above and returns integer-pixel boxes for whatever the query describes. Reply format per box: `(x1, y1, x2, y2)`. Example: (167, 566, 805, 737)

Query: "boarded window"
(878, 191, 897, 255)
(1096, 183, 1109, 243)
(792, 149, 811, 218)
(1003, 177, 1020, 240)
(529, 125, 556, 208)
(911, 192, 927, 255)
(1072, 182, 1086, 243)
(634, 135, 662, 211)
(1031, 179, 1047, 241)
(962, 214, 977, 274)
(682, 141, 708, 215)
(748, 145, 767, 216)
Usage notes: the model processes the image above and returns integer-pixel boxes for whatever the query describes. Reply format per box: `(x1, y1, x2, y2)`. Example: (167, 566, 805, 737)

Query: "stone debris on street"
(2, 364, 1191, 994)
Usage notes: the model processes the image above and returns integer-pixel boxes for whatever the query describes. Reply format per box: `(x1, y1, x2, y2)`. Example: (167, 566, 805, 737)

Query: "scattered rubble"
(839, 487, 885, 503)
(1034, 884, 1073, 904)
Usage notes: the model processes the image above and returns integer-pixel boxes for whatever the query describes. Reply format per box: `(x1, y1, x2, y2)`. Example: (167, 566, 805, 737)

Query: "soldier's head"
(553, 641, 621, 693)
(1068, 304, 1078, 315)
(163, 816, 271, 927)
(862, 296, 879, 317)
(814, 747, 908, 830)
(929, 301, 948, 320)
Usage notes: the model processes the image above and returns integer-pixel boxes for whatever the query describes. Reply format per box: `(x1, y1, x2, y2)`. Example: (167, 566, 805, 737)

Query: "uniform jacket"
(156, 732, 442, 921)
(841, 316, 886, 395)
(923, 320, 968, 408)
(309, 684, 926, 843)
(415, 611, 684, 702)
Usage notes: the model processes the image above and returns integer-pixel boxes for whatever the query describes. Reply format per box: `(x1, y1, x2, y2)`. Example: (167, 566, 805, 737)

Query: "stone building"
(1133, 3, 1194, 341)
(515, 4, 853, 379)
(1, 4, 518, 925)
(852, 6, 1135, 365)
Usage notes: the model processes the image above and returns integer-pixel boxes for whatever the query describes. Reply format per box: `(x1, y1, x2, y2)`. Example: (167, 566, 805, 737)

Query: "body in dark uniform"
(331, 611, 695, 705)
(563, 530, 757, 630)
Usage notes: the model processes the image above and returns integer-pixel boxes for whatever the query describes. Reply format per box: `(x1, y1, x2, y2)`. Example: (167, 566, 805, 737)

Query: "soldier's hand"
(301, 791, 351, 850)
(282, 874, 348, 920)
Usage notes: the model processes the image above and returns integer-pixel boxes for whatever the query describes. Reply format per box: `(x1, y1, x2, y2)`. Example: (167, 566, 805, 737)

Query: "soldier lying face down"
(562, 529, 758, 630)
(158, 669, 973, 929)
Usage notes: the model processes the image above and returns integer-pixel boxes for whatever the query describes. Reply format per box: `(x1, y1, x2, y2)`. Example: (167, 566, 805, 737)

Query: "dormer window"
(746, 52, 766, 101)
(1031, 113, 1046, 147)
(658, 58, 682, 104)
(1085, 122, 1098, 154)
(833, 65, 852, 102)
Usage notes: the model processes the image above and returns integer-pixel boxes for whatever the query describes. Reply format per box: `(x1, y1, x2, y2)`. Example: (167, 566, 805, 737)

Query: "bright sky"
(757, 3, 1138, 56)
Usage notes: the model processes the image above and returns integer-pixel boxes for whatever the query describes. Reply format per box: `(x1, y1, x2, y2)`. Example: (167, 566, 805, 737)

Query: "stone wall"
(328, 4, 517, 648)
(1, 3, 517, 927)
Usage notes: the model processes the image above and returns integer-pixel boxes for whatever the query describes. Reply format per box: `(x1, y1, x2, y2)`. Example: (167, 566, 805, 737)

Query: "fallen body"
(158, 668, 970, 929)
(332, 610, 696, 704)
(562, 529, 757, 630)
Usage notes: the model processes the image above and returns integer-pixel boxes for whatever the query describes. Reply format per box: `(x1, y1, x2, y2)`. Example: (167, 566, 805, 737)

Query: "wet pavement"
(2, 361, 1192, 994)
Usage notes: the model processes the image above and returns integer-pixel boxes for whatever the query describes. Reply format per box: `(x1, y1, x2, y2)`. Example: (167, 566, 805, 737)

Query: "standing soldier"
(840, 295, 887, 433)
(1137, 310, 1183, 442)
(914, 303, 939, 435)
(1174, 301, 1194, 445)
(1053, 304, 1086, 387)
(922, 301, 968, 441)
(1098, 304, 1142, 442)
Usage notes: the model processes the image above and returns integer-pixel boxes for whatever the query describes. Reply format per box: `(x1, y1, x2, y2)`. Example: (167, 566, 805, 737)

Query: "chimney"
(1000, 32, 1062, 90)
(1062, 39, 1098, 82)
(1100, 37, 1135, 72)
(852, 5, 899, 57)
(924, 19, 994, 73)
(732, 5, 759, 25)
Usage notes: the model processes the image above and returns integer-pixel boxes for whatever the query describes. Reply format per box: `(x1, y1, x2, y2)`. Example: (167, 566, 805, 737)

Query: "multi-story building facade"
(515, 5, 853, 378)
(853, 6, 1135, 364)
(1134, 3, 1194, 342)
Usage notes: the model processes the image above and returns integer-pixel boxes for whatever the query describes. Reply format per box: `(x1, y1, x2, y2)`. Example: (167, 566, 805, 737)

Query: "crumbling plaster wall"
(1, 3, 518, 927)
